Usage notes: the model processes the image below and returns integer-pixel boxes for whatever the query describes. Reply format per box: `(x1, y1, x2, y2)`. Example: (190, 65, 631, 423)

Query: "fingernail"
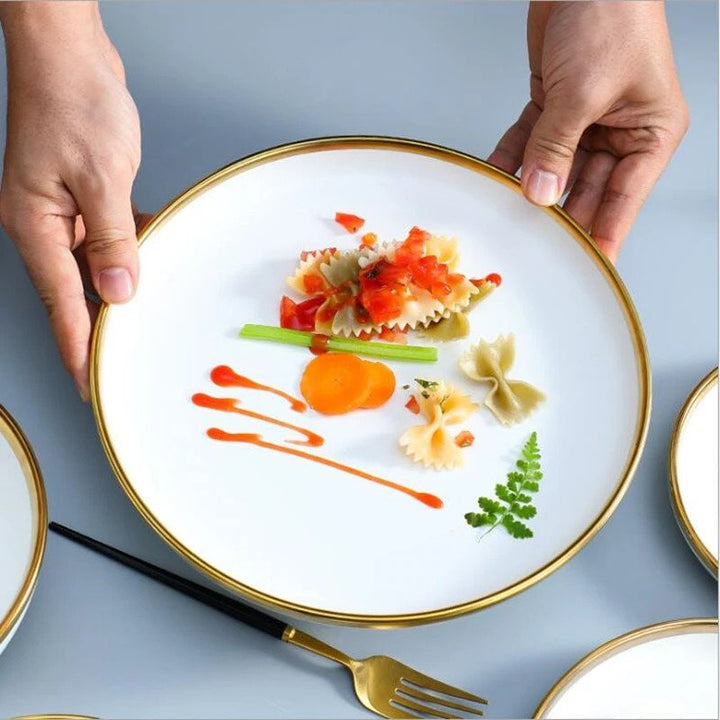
(98, 267, 133, 303)
(525, 169, 560, 206)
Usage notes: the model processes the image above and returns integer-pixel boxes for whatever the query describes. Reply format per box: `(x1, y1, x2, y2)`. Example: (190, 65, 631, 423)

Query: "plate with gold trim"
(669, 368, 718, 576)
(0, 405, 47, 654)
(534, 618, 719, 719)
(90, 136, 650, 626)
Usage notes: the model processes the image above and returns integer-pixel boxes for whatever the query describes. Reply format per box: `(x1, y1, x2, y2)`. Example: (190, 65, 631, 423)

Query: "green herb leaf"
(465, 432, 542, 541)
(414, 378, 439, 389)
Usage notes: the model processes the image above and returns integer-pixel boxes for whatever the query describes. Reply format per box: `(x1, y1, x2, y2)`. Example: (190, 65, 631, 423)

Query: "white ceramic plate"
(91, 137, 650, 625)
(0, 406, 46, 654)
(670, 368, 718, 575)
(534, 618, 719, 719)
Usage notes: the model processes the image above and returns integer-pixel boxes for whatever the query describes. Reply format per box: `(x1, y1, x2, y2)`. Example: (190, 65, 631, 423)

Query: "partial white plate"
(91, 136, 650, 626)
(534, 618, 719, 719)
(670, 368, 719, 576)
(0, 405, 47, 654)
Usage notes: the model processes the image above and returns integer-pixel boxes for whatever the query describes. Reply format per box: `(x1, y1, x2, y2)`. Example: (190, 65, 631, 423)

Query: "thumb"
(521, 95, 590, 207)
(72, 175, 139, 304)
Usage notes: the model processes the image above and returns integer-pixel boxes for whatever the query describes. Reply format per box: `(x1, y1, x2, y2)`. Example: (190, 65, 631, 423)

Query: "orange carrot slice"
(300, 353, 372, 415)
(360, 361, 396, 408)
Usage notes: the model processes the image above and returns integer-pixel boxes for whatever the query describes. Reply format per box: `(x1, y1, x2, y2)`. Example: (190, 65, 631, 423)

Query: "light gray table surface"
(0, 2, 717, 718)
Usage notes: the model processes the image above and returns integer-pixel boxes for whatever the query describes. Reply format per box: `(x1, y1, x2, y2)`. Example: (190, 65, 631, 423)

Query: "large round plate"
(91, 137, 650, 626)
(534, 618, 719, 719)
(669, 368, 718, 575)
(0, 405, 47, 654)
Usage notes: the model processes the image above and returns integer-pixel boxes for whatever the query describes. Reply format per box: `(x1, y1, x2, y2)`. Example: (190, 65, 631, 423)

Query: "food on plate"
(239, 324, 437, 362)
(335, 211, 365, 233)
(417, 274, 501, 342)
(361, 361, 397, 408)
(454, 430, 475, 448)
(299, 353, 396, 415)
(399, 378, 478, 470)
(360, 232, 377, 248)
(285, 226, 492, 338)
(459, 333, 545, 425)
(465, 432, 542, 539)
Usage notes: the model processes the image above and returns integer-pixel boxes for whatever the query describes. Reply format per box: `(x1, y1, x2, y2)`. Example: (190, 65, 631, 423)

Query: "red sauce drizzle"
(192, 393, 323, 447)
(309, 333, 330, 355)
(210, 365, 306, 412)
(207, 429, 443, 510)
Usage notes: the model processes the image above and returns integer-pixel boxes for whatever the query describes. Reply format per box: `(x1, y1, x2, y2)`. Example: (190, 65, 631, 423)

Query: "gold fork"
(284, 627, 487, 718)
(50, 522, 488, 719)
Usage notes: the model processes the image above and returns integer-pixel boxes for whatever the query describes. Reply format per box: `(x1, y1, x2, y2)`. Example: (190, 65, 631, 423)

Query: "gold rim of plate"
(11, 716, 97, 720)
(668, 367, 719, 577)
(89, 135, 652, 627)
(0, 406, 48, 647)
(533, 617, 719, 718)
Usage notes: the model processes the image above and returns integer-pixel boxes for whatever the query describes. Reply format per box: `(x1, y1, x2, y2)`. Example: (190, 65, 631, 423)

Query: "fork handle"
(49, 522, 290, 640)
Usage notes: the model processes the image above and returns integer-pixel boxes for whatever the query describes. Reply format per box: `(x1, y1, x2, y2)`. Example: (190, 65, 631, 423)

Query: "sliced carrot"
(360, 361, 396, 408)
(300, 353, 372, 415)
(335, 212, 365, 233)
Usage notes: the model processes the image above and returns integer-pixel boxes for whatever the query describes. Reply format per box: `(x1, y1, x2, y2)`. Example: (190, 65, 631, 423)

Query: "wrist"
(0, 1, 105, 57)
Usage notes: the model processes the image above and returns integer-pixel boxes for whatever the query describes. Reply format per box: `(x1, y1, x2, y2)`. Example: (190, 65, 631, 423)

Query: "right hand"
(0, 2, 144, 399)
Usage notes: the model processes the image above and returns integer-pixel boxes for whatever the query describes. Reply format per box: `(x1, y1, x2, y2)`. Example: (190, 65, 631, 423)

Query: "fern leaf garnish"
(466, 432, 542, 540)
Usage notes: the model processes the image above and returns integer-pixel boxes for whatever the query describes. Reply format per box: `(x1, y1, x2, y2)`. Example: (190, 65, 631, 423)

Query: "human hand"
(0, 1, 142, 399)
(488, 1, 689, 263)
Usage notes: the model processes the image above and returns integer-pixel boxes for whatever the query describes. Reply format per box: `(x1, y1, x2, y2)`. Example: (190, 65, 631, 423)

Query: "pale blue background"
(0, 2, 717, 718)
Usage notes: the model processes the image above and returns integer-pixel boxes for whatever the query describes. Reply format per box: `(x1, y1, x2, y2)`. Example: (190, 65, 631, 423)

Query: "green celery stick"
(238, 324, 437, 362)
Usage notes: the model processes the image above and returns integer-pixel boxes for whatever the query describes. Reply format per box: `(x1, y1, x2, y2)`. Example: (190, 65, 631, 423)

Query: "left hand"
(488, 1, 689, 263)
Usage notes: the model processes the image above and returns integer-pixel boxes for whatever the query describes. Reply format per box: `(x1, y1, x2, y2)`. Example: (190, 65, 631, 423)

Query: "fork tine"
(391, 697, 454, 719)
(397, 685, 485, 716)
(401, 675, 488, 705)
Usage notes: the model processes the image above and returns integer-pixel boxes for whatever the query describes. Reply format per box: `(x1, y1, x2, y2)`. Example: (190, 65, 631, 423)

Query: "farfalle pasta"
(399, 380, 478, 470)
(284, 226, 488, 337)
(459, 334, 545, 425)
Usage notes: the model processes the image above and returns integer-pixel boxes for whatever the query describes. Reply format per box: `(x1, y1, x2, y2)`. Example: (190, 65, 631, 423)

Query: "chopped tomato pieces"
(405, 396, 421, 414)
(335, 212, 365, 233)
(303, 274, 324, 294)
(363, 288, 403, 325)
(280, 295, 325, 331)
(455, 430, 474, 448)
(484, 273, 502, 286)
(361, 232, 377, 248)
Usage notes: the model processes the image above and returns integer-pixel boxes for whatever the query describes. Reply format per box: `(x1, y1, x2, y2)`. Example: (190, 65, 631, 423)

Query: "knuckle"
(531, 134, 577, 162)
(70, 154, 134, 195)
(85, 228, 133, 257)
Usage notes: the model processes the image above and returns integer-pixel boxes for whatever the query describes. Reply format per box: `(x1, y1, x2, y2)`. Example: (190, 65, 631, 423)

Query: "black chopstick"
(49, 521, 289, 640)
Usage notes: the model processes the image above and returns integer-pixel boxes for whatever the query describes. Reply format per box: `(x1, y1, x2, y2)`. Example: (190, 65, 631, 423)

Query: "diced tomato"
(430, 281, 452, 299)
(360, 232, 377, 248)
(484, 273, 502, 286)
(335, 212, 365, 233)
(361, 259, 411, 288)
(362, 288, 403, 325)
(280, 296, 298, 328)
(300, 247, 337, 262)
(303, 274, 325, 294)
(454, 430, 474, 448)
(405, 396, 421, 414)
(280, 295, 324, 331)
(295, 296, 325, 330)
